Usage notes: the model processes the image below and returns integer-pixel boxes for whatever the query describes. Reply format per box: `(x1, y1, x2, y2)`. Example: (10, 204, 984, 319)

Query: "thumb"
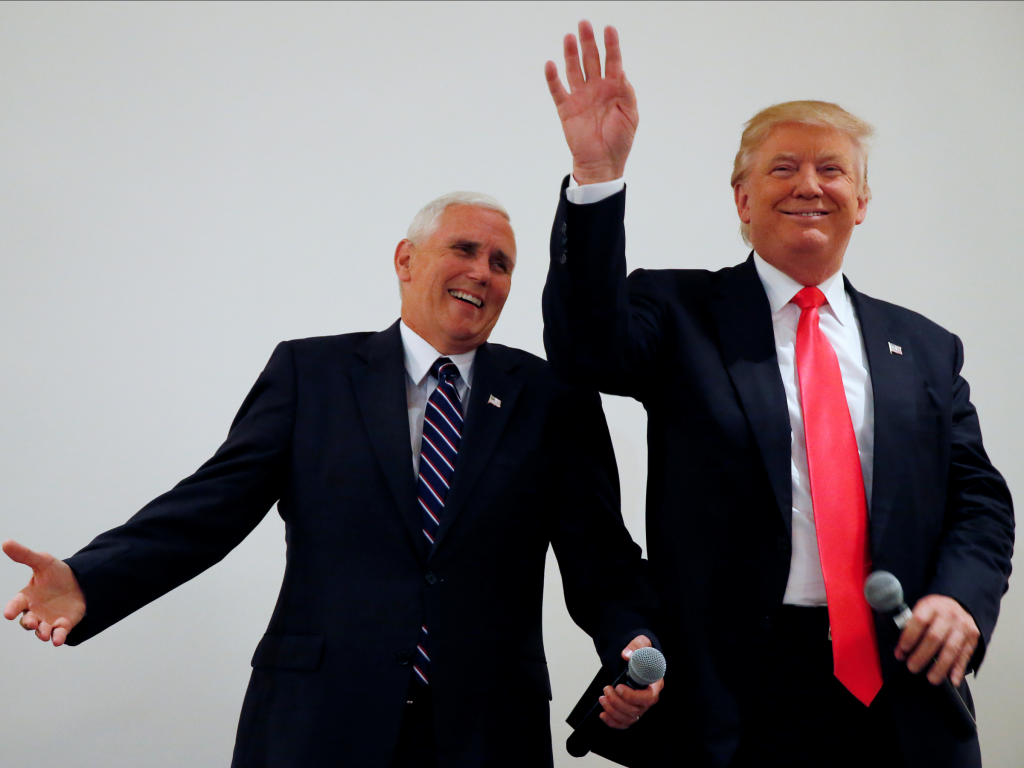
(622, 634, 652, 660)
(2, 540, 52, 571)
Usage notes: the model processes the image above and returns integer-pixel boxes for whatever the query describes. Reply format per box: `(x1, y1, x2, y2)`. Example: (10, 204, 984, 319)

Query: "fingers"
(51, 616, 74, 647)
(950, 637, 977, 687)
(905, 614, 950, 675)
(563, 32, 584, 91)
(2, 539, 52, 572)
(599, 682, 661, 729)
(578, 20, 602, 81)
(36, 619, 53, 642)
(604, 25, 624, 78)
(896, 594, 981, 685)
(621, 634, 652, 660)
(544, 60, 569, 107)
(4, 591, 30, 620)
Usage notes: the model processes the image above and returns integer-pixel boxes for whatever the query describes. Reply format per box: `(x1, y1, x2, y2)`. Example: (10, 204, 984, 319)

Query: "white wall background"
(1, 2, 1021, 765)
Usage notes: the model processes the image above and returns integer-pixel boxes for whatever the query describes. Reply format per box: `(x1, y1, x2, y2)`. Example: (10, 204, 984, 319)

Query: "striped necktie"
(414, 357, 463, 685)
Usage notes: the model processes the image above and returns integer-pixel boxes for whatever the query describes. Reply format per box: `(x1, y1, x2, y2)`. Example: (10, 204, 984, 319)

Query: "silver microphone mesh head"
(628, 646, 666, 687)
(864, 570, 904, 613)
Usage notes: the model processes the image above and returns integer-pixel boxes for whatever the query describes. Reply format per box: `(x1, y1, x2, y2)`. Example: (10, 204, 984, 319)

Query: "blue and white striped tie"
(414, 357, 463, 685)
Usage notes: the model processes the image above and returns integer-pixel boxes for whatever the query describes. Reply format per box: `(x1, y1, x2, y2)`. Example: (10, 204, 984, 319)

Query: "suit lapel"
(431, 343, 522, 555)
(846, 280, 902, 552)
(351, 321, 426, 559)
(707, 256, 793, 532)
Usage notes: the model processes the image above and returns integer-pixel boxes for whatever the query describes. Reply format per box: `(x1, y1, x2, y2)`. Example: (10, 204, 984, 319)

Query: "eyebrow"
(449, 239, 515, 269)
(767, 152, 849, 165)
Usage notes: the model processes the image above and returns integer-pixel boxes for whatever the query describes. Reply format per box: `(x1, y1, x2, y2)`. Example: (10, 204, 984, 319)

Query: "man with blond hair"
(542, 21, 1013, 768)
(4, 191, 663, 767)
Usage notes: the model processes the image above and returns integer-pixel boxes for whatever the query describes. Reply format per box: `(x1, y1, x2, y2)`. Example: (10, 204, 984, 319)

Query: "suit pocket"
(251, 633, 325, 671)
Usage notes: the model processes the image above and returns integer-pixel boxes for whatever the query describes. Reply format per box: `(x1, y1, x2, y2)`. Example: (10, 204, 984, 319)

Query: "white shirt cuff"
(565, 175, 625, 205)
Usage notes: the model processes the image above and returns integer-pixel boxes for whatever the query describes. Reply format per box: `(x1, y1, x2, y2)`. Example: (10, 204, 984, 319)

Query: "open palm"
(3, 539, 86, 646)
(545, 22, 638, 184)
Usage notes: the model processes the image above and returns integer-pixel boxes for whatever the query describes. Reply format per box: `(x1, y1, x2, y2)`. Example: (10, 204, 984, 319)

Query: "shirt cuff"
(565, 175, 625, 205)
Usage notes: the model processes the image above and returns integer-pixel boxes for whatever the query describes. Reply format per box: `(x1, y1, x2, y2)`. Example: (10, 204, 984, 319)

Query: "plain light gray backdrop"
(2, 2, 1021, 766)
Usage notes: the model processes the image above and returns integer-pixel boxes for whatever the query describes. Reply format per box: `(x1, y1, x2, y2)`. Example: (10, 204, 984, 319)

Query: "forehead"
(755, 122, 859, 163)
(432, 205, 516, 254)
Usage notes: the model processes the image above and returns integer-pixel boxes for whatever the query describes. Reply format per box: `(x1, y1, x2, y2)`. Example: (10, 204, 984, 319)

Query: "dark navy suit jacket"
(543, 180, 1014, 768)
(63, 321, 656, 767)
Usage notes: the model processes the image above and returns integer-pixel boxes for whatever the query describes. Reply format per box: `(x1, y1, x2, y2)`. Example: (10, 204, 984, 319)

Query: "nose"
(792, 163, 823, 198)
(466, 253, 491, 284)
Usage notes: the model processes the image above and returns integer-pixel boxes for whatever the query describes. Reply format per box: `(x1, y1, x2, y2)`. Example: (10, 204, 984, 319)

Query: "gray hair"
(406, 191, 510, 244)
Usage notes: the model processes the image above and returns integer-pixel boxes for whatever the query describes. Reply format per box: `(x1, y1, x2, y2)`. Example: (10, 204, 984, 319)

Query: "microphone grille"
(627, 646, 666, 687)
(864, 570, 904, 613)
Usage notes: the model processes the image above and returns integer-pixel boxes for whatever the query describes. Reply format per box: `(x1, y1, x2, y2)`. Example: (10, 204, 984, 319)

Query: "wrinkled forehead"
(756, 122, 862, 165)
(436, 205, 516, 257)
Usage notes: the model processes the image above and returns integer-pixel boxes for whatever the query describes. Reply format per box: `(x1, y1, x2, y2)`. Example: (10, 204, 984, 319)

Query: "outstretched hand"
(598, 634, 664, 729)
(544, 21, 638, 185)
(3, 539, 86, 647)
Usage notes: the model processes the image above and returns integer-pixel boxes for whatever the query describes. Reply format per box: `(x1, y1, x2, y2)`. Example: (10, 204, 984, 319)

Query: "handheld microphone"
(566, 646, 666, 758)
(864, 571, 976, 733)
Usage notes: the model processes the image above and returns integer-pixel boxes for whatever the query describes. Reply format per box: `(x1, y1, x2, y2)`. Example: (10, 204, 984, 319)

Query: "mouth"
(449, 289, 483, 308)
(783, 211, 829, 217)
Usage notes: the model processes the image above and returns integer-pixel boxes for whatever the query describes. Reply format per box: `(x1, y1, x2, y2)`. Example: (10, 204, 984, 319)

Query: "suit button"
(425, 572, 438, 586)
(397, 651, 411, 666)
(759, 616, 772, 631)
(777, 536, 790, 551)
(559, 252, 567, 265)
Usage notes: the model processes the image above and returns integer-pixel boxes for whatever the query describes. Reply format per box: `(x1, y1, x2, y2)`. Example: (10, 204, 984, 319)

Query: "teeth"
(449, 290, 482, 307)
(792, 212, 826, 216)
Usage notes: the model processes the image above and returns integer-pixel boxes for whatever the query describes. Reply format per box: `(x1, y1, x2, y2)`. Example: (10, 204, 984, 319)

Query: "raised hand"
(544, 21, 638, 185)
(3, 539, 86, 647)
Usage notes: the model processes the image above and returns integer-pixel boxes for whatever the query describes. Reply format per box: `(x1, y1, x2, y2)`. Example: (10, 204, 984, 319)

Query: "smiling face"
(395, 204, 516, 355)
(734, 122, 868, 285)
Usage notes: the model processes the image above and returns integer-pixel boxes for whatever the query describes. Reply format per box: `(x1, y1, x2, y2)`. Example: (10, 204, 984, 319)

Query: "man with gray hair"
(542, 21, 1013, 768)
(4, 191, 662, 766)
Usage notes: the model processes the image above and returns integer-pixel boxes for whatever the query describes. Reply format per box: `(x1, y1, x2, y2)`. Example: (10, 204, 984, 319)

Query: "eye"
(491, 258, 510, 274)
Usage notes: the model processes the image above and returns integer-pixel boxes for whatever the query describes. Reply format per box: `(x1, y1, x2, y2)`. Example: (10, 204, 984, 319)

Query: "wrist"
(572, 161, 627, 186)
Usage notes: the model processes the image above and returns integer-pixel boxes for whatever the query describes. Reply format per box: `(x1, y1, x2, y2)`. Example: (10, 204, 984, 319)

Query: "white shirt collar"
(399, 320, 476, 388)
(752, 252, 852, 327)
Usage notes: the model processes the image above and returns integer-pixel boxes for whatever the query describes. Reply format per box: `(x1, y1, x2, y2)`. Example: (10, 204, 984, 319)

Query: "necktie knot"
(792, 286, 827, 311)
(430, 357, 459, 385)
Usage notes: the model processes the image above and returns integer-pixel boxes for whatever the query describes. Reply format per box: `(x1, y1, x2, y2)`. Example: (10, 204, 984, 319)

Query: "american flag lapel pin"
(487, 394, 501, 408)
(888, 342, 903, 355)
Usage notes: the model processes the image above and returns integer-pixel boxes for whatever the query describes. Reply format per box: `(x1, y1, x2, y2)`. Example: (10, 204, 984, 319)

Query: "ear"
(855, 195, 868, 225)
(734, 183, 752, 224)
(394, 239, 414, 283)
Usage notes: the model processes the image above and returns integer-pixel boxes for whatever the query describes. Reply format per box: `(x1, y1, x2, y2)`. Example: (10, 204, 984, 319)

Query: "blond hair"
(731, 101, 875, 245)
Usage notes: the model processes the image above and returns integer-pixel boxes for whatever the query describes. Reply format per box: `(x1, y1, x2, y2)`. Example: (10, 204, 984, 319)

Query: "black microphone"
(566, 646, 666, 758)
(864, 571, 976, 733)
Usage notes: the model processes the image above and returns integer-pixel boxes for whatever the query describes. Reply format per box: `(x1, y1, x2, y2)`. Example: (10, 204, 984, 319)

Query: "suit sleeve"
(64, 341, 297, 645)
(927, 335, 1014, 669)
(543, 176, 666, 400)
(547, 384, 660, 669)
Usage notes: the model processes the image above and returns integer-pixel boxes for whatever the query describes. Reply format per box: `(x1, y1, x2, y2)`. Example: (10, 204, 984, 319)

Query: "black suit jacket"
(63, 321, 656, 767)
(543, 181, 1014, 768)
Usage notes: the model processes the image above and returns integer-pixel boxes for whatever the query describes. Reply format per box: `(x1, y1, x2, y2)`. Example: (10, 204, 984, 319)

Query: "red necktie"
(792, 286, 883, 706)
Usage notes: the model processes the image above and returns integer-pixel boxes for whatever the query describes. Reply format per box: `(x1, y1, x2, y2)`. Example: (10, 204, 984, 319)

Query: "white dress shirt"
(400, 321, 475, 477)
(567, 176, 875, 606)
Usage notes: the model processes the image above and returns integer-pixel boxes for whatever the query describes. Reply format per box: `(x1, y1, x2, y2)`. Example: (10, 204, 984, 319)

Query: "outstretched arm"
(545, 21, 637, 184)
(3, 539, 86, 647)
